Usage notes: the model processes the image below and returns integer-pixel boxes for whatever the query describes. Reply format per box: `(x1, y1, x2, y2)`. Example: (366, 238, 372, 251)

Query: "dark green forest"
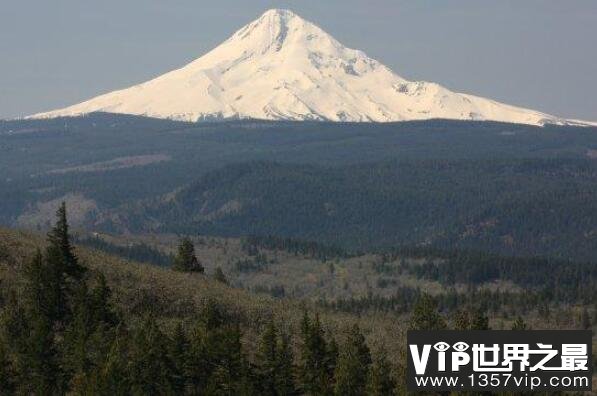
(1, 200, 596, 393)
(2, 114, 597, 261)
(0, 205, 511, 395)
(76, 236, 173, 267)
(110, 159, 597, 261)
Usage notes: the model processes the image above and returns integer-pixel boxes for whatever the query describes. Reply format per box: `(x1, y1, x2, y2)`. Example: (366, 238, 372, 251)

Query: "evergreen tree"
(0, 340, 14, 394)
(22, 249, 53, 319)
(187, 302, 246, 394)
(41, 203, 86, 325)
(47, 202, 85, 282)
(169, 322, 189, 393)
(511, 316, 528, 330)
(256, 320, 279, 395)
(186, 324, 210, 393)
(298, 312, 332, 395)
(0, 211, 90, 393)
(26, 309, 61, 394)
(63, 273, 118, 389)
(91, 326, 131, 394)
(89, 273, 118, 325)
(366, 349, 395, 396)
(470, 308, 490, 330)
(205, 365, 234, 395)
(10, 250, 63, 394)
(128, 316, 175, 395)
(333, 324, 371, 396)
(276, 331, 297, 396)
(452, 310, 470, 330)
(173, 237, 204, 273)
(206, 323, 244, 393)
(325, 335, 339, 383)
(203, 298, 227, 330)
(409, 294, 446, 330)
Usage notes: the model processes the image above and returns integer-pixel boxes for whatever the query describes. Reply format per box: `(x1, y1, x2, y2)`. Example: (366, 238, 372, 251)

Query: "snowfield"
(31, 9, 595, 126)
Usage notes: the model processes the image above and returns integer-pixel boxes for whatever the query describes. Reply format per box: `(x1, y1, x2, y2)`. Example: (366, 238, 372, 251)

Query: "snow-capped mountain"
(31, 9, 594, 126)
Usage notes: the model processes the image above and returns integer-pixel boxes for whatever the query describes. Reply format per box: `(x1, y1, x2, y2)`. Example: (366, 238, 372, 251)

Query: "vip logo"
(410, 341, 471, 374)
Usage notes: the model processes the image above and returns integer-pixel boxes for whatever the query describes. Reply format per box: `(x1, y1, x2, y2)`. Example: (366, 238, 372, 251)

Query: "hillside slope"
(102, 159, 597, 261)
(0, 227, 398, 340)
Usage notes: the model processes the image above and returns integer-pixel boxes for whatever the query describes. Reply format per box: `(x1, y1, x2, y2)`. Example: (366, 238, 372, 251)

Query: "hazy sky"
(1, 0, 596, 120)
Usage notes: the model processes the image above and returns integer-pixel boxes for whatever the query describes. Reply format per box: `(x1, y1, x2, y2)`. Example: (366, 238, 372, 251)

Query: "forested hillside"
(105, 159, 597, 260)
(1, 207, 596, 393)
(2, 114, 597, 261)
(0, 206, 404, 394)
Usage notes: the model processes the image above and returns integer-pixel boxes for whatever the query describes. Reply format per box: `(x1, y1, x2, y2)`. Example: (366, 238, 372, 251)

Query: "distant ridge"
(31, 9, 596, 127)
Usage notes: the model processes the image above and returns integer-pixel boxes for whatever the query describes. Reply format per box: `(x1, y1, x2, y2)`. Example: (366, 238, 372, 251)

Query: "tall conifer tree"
(173, 237, 204, 273)
(333, 324, 371, 396)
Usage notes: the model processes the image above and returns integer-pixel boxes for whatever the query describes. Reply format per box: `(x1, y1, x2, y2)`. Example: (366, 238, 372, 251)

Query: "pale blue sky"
(1, 0, 596, 120)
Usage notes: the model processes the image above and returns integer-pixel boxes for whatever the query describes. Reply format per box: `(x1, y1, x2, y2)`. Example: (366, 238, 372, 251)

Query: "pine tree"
(205, 365, 233, 395)
(186, 324, 209, 393)
(409, 294, 446, 330)
(366, 349, 396, 396)
(169, 322, 189, 393)
(63, 282, 93, 383)
(205, 323, 244, 393)
(276, 331, 297, 395)
(188, 302, 246, 394)
(173, 237, 204, 273)
(333, 324, 371, 396)
(63, 273, 118, 389)
(22, 249, 52, 319)
(256, 320, 279, 395)
(470, 308, 490, 330)
(511, 316, 528, 330)
(47, 202, 85, 282)
(0, 334, 15, 394)
(88, 273, 118, 326)
(325, 336, 339, 383)
(452, 310, 470, 330)
(92, 326, 131, 394)
(129, 316, 175, 395)
(42, 203, 86, 324)
(13, 250, 63, 394)
(298, 312, 331, 395)
(203, 298, 227, 330)
(0, 205, 123, 394)
(236, 357, 259, 395)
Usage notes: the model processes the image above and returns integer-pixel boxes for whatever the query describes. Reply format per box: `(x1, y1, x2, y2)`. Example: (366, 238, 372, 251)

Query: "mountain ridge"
(31, 9, 595, 126)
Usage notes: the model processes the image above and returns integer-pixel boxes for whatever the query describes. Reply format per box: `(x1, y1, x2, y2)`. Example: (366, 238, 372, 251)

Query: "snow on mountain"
(30, 9, 595, 126)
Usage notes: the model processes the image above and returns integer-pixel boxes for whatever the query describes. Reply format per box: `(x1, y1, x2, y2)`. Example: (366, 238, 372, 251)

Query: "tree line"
(0, 205, 398, 394)
(2, 205, 592, 394)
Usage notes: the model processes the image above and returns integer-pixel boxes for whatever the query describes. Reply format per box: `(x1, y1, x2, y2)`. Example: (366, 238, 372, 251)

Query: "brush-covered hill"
(1, 216, 596, 392)
(0, 221, 407, 394)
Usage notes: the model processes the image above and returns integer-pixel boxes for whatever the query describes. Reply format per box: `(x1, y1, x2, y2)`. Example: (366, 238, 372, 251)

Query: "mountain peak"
(231, 8, 303, 52)
(259, 8, 297, 19)
(225, 8, 324, 55)
(253, 8, 300, 32)
(30, 9, 595, 126)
